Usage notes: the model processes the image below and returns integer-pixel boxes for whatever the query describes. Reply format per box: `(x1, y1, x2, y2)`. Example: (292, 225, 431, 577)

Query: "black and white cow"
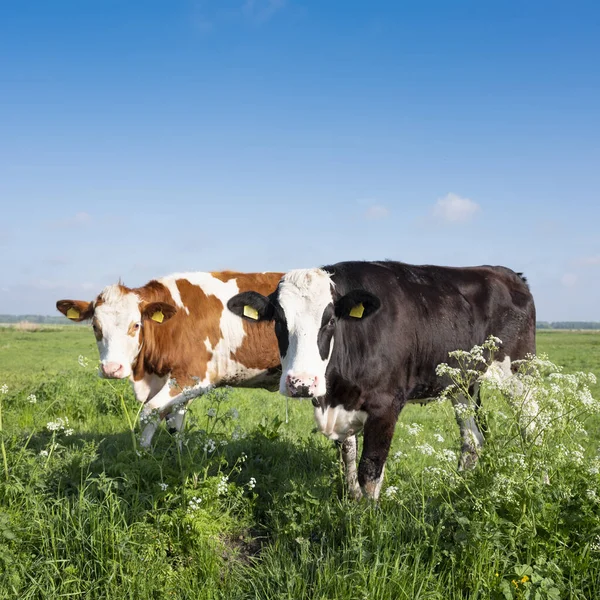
(228, 261, 536, 500)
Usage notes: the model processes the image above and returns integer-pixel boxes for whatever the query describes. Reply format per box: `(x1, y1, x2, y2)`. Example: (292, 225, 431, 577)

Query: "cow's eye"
(328, 317, 335, 327)
(134, 323, 140, 330)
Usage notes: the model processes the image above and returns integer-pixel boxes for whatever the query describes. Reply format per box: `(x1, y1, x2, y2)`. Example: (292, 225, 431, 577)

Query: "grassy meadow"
(0, 326, 599, 599)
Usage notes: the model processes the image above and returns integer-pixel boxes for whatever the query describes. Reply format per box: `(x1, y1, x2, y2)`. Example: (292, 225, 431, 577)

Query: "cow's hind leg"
(339, 435, 362, 500)
(140, 386, 201, 448)
(452, 386, 485, 471)
(166, 404, 189, 436)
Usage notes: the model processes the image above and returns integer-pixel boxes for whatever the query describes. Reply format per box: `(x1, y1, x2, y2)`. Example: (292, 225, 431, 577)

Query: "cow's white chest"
(313, 404, 368, 441)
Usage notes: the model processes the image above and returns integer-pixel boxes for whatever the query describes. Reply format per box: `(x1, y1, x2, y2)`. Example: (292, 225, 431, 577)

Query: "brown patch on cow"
(229, 272, 282, 371)
(210, 271, 240, 283)
(129, 277, 224, 391)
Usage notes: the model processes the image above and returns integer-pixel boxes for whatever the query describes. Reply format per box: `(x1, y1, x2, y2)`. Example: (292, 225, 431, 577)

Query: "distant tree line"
(0, 315, 82, 325)
(537, 321, 600, 330)
(1, 314, 599, 330)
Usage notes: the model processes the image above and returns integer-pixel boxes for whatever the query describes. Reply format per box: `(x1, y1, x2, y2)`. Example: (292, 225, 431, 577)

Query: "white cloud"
(561, 273, 578, 287)
(432, 193, 480, 224)
(365, 204, 390, 220)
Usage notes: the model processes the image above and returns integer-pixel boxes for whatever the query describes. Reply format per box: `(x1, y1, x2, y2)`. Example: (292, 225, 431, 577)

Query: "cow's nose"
(285, 374, 318, 398)
(101, 362, 124, 378)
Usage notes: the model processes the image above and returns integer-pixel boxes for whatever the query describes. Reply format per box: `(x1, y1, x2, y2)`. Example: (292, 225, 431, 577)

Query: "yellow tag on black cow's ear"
(349, 303, 365, 319)
(243, 305, 259, 320)
(151, 310, 165, 323)
(66, 307, 80, 320)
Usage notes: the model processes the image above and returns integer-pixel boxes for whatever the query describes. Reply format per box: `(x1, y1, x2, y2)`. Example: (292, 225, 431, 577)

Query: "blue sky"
(1, 0, 599, 320)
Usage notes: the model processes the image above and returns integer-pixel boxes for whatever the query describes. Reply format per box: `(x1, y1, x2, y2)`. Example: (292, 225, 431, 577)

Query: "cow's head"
(227, 268, 380, 398)
(56, 284, 177, 379)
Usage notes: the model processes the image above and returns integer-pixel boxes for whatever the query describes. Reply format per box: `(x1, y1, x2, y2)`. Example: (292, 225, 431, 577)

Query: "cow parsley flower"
(433, 433, 444, 443)
(46, 417, 69, 432)
(77, 355, 89, 368)
(217, 475, 229, 496)
(207, 408, 217, 418)
(39, 450, 49, 457)
(188, 496, 202, 511)
(384, 486, 398, 498)
(0, 384, 8, 394)
(203, 438, 217, 453)
(416, 443, 435, 456)
(28, 394, 37, 404)
(406, 423, 423, 436)
(229, 408, 240, 420)
(159, 482, 169, 491)
(439, 449, 458, 463)
(247, 477, 256, 490)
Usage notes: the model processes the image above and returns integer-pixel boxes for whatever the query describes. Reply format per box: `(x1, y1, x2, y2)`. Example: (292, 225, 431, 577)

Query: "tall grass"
(0, 329, 599, 599)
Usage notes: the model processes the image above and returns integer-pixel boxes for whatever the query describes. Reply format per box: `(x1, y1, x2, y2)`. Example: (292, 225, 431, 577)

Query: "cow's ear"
(141, 302, 178, 324)
(335, 290, 381, 321)
(56, 299, 94, 322)
(227, 292, 273, 322)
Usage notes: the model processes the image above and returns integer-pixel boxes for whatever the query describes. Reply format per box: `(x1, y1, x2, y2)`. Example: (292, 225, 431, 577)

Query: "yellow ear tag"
(243, 305, 259, 320)
(151, 310, 165, 323)
(66, 307, 80, 320)
(349, 303, 365, 319)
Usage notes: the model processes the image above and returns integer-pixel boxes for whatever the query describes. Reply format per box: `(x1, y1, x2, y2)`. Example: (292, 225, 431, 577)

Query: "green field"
(0, 327, 599, 599)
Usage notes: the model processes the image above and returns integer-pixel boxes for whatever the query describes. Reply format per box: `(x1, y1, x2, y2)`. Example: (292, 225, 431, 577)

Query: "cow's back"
(323, 261, 535, 400)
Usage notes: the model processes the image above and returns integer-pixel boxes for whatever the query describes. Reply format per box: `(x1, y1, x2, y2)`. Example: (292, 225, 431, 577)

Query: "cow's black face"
(227, 269, 381, 398)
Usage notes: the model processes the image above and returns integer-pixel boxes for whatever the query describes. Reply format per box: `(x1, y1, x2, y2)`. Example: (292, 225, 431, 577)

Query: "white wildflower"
(247, 477, 256, 490)
(159, 482, 169, 491)
(439, 449, 458, 463)
(229, 408, 240, 420)
(433, 433, 444, 443)
(77, 355, 89, 368)
(217, 475, 229, 496)
(417, 443, 435, 456)
(46, 417, 69, 432)
(384, 486, 398, 498)
(64, 428, 74, 436)
(39, 450, 49, 457)
(393, 450, 405, 460)
(0, 384, 8, 394)
(188, 496, 202, 511)
(207, 408, 217, 418)
(28, 394, 37, 404)
(406, 423, 423, 436)
(203, 439, 217, 453)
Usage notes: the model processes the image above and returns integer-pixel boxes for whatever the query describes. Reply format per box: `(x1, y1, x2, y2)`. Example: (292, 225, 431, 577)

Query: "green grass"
(0, 327, 599, 599)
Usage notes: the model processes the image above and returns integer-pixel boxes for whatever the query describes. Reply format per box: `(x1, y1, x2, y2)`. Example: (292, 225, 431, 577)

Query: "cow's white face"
(92, 285, 144, 379)
(227, 268, 382, 399)
(56, 284, 177, 380)
(276, 269, 335, 397)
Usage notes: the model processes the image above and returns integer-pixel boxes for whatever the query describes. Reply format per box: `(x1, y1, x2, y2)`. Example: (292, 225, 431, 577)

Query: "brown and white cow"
(57, 271, 282, 446)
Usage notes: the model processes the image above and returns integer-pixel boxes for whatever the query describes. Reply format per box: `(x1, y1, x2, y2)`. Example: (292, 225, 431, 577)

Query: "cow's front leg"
(340, 435, 362, 500)
(358, 414, 396, 500)
(139, 385, 200, 448)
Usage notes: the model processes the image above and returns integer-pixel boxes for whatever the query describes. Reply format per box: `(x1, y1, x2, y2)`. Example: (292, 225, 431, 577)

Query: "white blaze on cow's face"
(93, 285, 143, 379)
(277, 269, 334, 398)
